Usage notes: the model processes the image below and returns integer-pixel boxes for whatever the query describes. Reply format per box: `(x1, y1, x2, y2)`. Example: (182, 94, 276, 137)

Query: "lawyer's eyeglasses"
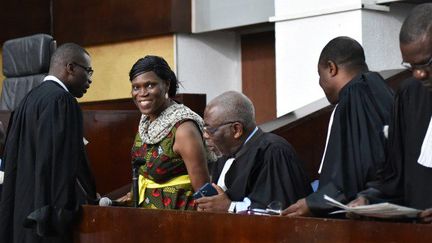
(72, 62, 94, 77)
(203, 121, 239, 136)
(238, 201, 283, 215)
(401, 55, 432, 71)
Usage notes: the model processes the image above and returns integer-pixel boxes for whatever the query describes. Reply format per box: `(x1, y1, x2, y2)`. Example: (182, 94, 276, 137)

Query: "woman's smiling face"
(131, 71, 170, 121)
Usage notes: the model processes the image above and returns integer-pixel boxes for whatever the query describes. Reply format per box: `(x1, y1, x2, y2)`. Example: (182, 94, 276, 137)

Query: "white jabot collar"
(418, 116, 432, 168)
(43, 75, 69, 92)
(318, 104, 338, 174)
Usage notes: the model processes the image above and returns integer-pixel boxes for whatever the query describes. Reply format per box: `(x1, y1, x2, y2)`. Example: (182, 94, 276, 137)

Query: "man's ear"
(66, 63, 74, 75)
(232, 122, 243, 139)
(328, 60, 338, 77)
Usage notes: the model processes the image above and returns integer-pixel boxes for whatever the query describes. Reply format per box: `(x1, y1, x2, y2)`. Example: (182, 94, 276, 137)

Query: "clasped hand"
(195, 183, 231, 212)
(281, 198, 311, 217)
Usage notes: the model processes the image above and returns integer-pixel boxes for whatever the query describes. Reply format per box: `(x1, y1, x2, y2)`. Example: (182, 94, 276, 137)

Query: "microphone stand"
(132, 158, 146, 208)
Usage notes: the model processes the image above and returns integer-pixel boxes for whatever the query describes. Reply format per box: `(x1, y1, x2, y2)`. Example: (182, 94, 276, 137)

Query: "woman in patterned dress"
(120, 55, 210, 210)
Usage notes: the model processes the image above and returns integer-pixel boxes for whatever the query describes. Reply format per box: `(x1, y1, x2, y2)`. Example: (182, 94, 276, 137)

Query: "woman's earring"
(165, 93, 169, 99)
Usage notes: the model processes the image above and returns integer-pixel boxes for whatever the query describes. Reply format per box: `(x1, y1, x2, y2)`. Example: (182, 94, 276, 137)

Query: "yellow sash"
(138, 174, 191, 205)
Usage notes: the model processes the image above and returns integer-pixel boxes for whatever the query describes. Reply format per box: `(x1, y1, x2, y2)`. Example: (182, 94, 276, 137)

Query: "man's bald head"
(49, 43, 89, 75)
(400, 3, 432, 45)
(207, 91, 256, 131)
(399, 3, 432, 88)
(318, 36, 368, 74)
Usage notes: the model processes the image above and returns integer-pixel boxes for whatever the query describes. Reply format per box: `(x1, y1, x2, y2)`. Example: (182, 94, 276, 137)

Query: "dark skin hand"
(346, 196, 432, 223)
(346, 196, 369, 219)
(195, 183, 231, 212)
(347, 196, 369, 207)
(419, 209, 432, 223)
(281, 198, 312, 217)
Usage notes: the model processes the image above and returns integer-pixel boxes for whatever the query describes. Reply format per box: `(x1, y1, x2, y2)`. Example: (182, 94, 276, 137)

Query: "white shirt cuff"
(228, 197, 251, 213)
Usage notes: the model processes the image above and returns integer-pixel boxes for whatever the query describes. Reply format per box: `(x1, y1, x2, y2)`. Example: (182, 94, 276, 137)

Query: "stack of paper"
(324, 195, 421, 218)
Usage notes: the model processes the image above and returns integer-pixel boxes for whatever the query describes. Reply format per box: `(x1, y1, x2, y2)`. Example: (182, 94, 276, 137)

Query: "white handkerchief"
(217, 158, 235, 191)
(383, 125, 389, 139)
(83, 137, 89, 146)
(418, 116, 432, 168)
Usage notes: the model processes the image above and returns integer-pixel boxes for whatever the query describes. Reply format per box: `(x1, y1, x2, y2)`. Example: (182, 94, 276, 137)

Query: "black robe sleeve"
(246, 143, 312, 209)
(0, 83, 96, 242)
(22, 93, 96, 236)
(306, 72, 394, 216)
(221, 131, 312, 210)
(360, 78, 432, 209)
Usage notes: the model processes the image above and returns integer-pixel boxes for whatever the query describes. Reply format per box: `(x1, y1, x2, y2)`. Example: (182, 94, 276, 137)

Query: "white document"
(324, 194, 421, 218)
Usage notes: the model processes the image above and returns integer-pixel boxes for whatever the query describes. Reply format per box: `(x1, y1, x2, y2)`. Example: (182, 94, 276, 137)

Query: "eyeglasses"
(72, 62, 94, 77)
(203, 121, 239, 135)
(401, 55, 432, 71)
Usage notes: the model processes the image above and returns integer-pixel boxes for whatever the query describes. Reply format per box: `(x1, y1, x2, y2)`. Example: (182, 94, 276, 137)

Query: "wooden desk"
(74, 205, 432, 243)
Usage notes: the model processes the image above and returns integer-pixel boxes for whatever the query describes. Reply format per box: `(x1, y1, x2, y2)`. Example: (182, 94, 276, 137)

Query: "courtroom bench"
(74, 205, 432, 243)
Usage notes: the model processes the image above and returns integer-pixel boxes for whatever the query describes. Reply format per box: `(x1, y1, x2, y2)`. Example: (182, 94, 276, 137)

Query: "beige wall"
(82, 35, 175, 102)
(0, 35, 175, 102)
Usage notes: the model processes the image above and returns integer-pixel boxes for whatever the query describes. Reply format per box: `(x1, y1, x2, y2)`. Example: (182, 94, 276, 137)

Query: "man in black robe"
(350, 3, 432, 222)
(282, 37, 394, 217)
(0, 43, 97, 242)
(195, 91, 312, 212)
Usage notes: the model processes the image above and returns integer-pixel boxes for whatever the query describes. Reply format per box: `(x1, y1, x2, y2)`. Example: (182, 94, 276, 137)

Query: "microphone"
(98, 197, 124, 207)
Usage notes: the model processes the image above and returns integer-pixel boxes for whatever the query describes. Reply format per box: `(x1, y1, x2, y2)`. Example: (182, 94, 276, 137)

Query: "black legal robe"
(306, 72, 394, 216)
(361, 78, 432, 209)
(211, 128, 312, 209)
(0, 80, 97, 243)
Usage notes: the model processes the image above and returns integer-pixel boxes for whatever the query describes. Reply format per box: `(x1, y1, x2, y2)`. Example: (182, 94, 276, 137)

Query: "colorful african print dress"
(131, 102, 205, 210)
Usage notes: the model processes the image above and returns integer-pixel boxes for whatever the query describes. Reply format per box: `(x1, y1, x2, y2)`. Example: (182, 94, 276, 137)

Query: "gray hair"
(209, 91, 256, 129)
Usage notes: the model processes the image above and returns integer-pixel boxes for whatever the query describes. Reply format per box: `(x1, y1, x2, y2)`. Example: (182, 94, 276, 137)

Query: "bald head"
(400, 3, 432, 45)
(318, 36, 368, 74)
(399, 3, 432, 88)
(49, 43, 89, 76)
(207, 91, 256, 130)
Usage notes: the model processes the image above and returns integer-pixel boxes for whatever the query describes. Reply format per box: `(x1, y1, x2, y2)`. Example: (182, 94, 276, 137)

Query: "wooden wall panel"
(0, 1, 51, 45)
(83, 110, 141, 195)
(241, 31, 276, 125)
(0, 0, 190, 47)
(52, 0, 191, 46)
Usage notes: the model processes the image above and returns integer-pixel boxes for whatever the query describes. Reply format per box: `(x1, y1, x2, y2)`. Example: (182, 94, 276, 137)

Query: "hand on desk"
(281, 198, 311, 217)
(195, 183, 231, 212)
(117, 192, 132, 203)
(346, 196, 369, 219)
(419, 209, 432, 223)
(347, 196, 369, 207)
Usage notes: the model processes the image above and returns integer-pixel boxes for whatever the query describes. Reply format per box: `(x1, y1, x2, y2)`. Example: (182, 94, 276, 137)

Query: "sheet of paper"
(324, 194, 422, 218)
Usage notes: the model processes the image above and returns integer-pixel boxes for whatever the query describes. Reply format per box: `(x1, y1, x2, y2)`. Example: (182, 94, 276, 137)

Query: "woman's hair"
(129, 55, 178, 98)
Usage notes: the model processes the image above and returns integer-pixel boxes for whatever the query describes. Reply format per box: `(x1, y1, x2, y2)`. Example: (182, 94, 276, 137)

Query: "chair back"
(0, 34, 56, 111)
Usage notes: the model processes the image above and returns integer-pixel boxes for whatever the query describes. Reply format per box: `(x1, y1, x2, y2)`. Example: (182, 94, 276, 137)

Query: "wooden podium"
(74, 205, 432, 243)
